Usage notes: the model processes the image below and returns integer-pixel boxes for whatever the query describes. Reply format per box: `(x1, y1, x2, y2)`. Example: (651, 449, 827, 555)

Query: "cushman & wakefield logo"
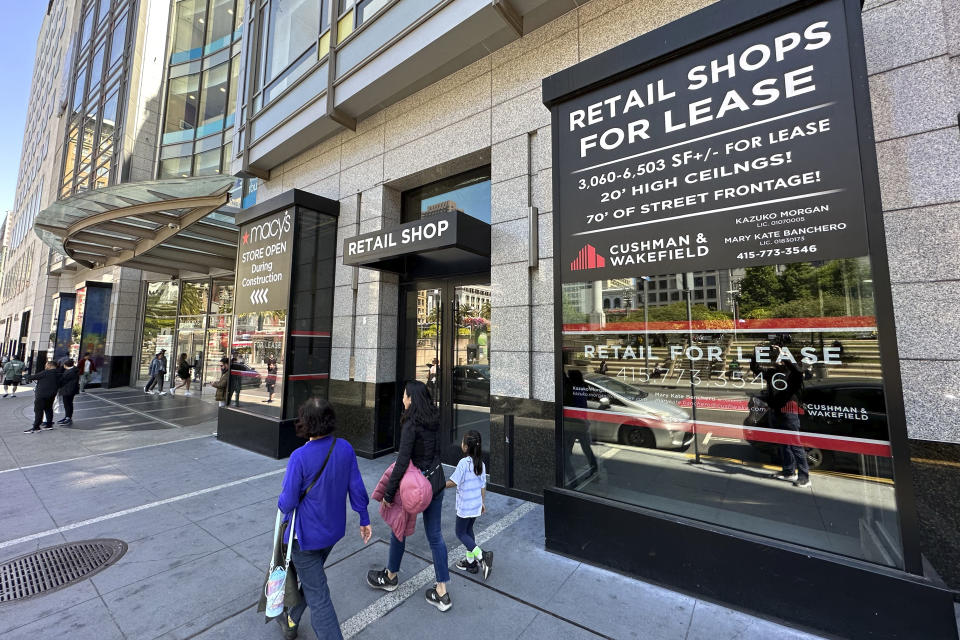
(570, 244, 606, 271)
(242, 211, 292, 245)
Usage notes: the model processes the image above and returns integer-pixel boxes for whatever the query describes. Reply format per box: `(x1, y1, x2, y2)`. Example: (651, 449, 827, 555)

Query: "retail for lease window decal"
(552, 0, 903, 568)
(557, 0, 867, 281)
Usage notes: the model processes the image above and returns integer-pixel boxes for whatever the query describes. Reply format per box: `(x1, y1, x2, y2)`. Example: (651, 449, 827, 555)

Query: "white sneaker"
(152, 390, 161, 395)
(169, 389, 175, 395)
(184, 391, 192, 397)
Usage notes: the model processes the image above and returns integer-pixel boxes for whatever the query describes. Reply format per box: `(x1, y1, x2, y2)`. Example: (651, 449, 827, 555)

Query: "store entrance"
(400, 277, 492, 466)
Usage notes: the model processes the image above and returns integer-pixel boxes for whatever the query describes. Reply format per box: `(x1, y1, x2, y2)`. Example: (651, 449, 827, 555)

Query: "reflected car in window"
(452, 364, 489, 405)
(230, 362, 263, 389)
(580, 373, 693, 450)
(743, 380, 891, 474)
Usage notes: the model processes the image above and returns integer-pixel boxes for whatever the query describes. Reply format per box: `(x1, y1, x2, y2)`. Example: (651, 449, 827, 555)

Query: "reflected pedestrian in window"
(564, 369, 598, 482)
(263, 355, 278, 404)
(751, 344, 809, 488)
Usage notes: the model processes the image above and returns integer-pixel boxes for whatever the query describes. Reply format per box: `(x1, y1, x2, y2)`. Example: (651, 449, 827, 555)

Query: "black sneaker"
(41, 423, 54, 430)
(24, 427, 40, 433)
(481, 551, 493, 580)
(2, 393, 7, 397)
(455, 558, 478, 574)
(61, 418, 72, 426)
(275, 612, 298, 640)
(425, 587, 452, 612)
(56, 418, 68, 424)
(366, 568, 398, 591)
(794, 477, 811, 488)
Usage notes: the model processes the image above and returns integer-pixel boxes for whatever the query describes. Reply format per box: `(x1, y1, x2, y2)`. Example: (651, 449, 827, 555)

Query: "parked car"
(453, 364, 489, 405)
(579, 373, 693, 450)
(742, 380, 892, 475)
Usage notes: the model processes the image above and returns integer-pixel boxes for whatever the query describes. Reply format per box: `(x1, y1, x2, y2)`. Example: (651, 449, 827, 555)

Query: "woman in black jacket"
(367, 380, 451, 611)
(57, 359, 80, 426)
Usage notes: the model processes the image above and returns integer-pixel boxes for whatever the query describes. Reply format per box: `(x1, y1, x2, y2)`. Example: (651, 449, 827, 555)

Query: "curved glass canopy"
(35, 176, 239, 277)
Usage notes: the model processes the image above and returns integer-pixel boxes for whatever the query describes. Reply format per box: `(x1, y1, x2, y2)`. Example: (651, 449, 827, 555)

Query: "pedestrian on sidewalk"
(77, 352, 97, 392)
(367, 380, 452, 612)
(208, 356, 230, 407)
(274, 398, 371, 640)
(3, 354, 25, 397)
(144, 349, 167, 394)
(24, 362, 61, 433)
(170, 353, 193, 396)
(57, 359, 80, 426)
(447, 430, 493, 580)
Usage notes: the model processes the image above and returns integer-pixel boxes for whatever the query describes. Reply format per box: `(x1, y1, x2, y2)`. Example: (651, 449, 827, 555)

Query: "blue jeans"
(773, 409, 809, 481)
(455, 516, 477, 552)
(387, 491, 449, 583)
(289, 540, 342, 640)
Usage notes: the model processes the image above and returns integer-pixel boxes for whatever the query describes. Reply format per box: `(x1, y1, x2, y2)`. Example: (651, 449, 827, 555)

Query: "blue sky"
(0, 5, 45, 227)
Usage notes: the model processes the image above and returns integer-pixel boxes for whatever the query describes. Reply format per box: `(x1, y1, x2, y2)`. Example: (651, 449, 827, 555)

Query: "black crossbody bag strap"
(300, 437, 336, 502)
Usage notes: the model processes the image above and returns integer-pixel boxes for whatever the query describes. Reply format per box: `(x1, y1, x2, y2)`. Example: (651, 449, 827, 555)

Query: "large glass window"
(231, 311, 286, 416)
(140, 281, 180, 380)
(561, 257, 899, 568)
(401, 166, 492, 223)
(171, 0, 207, 62)
(206, 0, 236, 53)
(198, 62, 229, 137)
(264, 0, 319, 84)
(109, 16, 126, 67)
(163, 73, 200, 144)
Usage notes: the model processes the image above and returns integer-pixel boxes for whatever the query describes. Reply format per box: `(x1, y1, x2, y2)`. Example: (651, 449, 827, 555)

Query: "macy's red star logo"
(242, 231, 249, 244)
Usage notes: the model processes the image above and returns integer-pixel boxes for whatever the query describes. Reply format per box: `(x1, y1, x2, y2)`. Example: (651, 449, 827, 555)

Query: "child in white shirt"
(446, 430, 493, 579)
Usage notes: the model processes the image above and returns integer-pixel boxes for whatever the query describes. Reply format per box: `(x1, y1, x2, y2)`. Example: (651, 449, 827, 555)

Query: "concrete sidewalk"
(0, 388, 827, 639)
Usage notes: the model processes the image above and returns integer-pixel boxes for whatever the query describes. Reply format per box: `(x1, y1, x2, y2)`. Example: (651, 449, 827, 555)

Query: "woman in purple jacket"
(277, 398, 372, 640)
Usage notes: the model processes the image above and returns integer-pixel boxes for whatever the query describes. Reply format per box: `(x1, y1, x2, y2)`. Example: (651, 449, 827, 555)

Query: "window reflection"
(561, 257, 899, 568)
(401, 166, 492, 223)
(163, 73, 200, 144)
(264, 0, 320, 85)
(171, 0, 206, 58)
(231, 311, 286, 417)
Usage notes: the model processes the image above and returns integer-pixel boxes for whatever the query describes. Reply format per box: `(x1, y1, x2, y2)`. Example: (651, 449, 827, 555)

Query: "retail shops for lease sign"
(556, 0, 868, 282)
(235, 209, 293, 313)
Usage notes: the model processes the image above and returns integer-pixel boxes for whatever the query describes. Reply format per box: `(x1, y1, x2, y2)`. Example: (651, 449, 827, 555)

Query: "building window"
(263, 0, 319, 85)
(401, 166, 492, 224)
(171, 0, 207, 63)
(356, 0, 390, 26)
(560, 257, 898, 568)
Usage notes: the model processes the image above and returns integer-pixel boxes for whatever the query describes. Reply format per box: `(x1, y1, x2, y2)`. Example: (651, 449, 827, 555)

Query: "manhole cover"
(0, 539, 127, 603)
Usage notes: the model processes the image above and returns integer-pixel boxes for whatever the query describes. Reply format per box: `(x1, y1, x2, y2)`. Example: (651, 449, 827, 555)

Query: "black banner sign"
(553, 0, 868, 282)
(235, 208, 294, 313)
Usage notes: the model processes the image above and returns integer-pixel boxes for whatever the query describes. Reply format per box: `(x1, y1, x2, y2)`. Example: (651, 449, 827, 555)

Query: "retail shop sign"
(552, 0, 870, 282)
(342, 213, 455, 265)
(235, 209, 293, 313)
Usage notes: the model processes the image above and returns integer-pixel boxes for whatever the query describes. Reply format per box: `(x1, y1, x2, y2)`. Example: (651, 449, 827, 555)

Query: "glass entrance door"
(400, 280, 491, 466)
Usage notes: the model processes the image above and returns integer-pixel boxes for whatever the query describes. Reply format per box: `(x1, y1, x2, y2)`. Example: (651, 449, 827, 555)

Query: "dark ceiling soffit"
(235, 188, 341, 225)
(541, 0, 818, 107)
(492, 0, 523, 37)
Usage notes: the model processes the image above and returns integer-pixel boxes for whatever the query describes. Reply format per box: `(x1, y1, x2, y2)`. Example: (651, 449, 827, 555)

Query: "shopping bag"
(53, 395, 63, 415)
(258, 509, 297, 620)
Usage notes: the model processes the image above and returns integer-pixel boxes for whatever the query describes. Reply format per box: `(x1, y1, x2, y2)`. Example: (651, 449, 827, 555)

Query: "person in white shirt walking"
(446, 430, 494, 579)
